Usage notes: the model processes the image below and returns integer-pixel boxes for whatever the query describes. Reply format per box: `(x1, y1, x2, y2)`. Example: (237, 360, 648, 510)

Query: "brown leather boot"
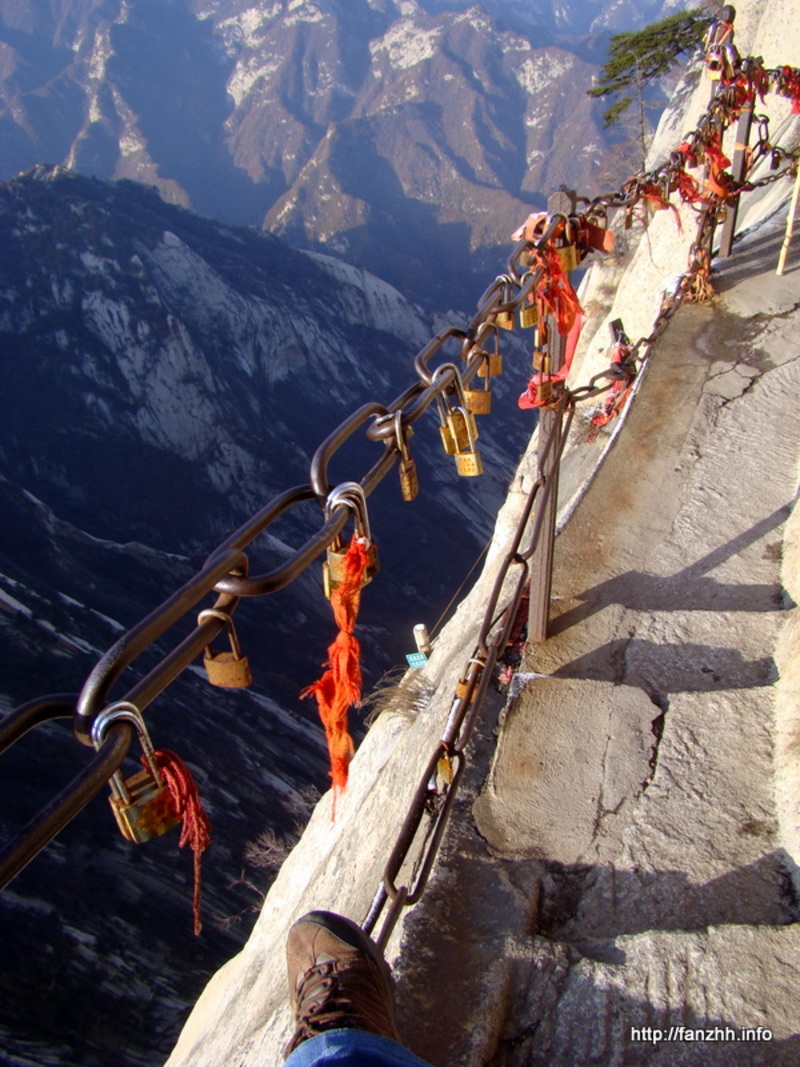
(284, 910, 401, 1057)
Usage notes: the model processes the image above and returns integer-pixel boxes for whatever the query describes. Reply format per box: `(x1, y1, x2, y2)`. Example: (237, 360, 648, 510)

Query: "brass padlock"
(452, 401, 483, 478)
(455, 448, 483, 476)
(496, 309, 515, 330)
(322, 482, 379, 599)
(437, 752, 454, 787)
(91, 702, 181, 844)
(439, 417, 458, 456)
(536, 378, 553, 407)
(323, 534, 380, 597)
(199, 608, 252, 688)
(485, 349, 503, 376)
(519, 303, 538, 329)
(434, 365, 479, 456)
(395, 412, 418, 502)
(556, 243, 580, 273)
(465, 376, 492, 415)
(534, 346, 550, 374)
(447, 406, 479, 452)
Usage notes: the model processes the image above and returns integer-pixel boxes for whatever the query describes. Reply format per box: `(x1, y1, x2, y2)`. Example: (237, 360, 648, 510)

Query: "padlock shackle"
(452, 405, 477, 450)
(393, 410, 413, 460)
(432, 362, 469, 412)
(91, 701, 163, 801)
(197, 607, 245, 659)
(325, 481, 372, 544)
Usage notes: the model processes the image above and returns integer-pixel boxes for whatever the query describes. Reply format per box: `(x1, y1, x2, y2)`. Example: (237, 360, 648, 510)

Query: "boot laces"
(288, 955, 390, 1050)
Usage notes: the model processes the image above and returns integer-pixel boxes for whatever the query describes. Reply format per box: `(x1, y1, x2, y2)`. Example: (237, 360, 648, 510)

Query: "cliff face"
(167, 0, 800, 1064)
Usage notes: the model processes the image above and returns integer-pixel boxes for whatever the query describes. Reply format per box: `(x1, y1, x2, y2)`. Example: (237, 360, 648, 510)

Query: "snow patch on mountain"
(285, 0, 325, 27)
(516, 52, 575, 95)
(304, 252, 429, 345)
(370, 19, 442, 70)
(227, 51, 283, 109)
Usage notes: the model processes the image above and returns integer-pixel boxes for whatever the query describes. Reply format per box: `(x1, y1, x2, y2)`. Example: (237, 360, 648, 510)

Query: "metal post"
(527, 189, 574, 643)
(718, 100, 754, 258)
(777, 164, 800, 276)
(527, 330, 565, 643)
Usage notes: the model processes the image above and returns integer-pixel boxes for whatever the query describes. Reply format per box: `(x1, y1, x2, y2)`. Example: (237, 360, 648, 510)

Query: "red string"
(591, 341, 636, 428)
(518, 312, 583, 410)
(531, 244, 582, 335)
(301, 534, 370, 815)
(147, 749, 211, 935)
(780, 66, 800, 113)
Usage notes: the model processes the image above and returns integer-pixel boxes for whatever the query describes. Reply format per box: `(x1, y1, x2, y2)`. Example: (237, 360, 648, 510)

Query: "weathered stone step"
(491, 924, 800, 1066)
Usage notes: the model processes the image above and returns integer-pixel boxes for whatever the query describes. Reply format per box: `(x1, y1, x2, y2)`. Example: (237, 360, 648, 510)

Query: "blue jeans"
(284, 1030, 434, 1066)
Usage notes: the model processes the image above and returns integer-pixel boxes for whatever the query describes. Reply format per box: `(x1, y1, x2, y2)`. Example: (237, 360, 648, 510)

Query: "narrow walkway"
(396, 225, 800, 1065)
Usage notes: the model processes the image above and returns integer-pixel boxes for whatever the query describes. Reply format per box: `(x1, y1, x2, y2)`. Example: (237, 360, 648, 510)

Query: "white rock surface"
(168, 1, 800, 1063)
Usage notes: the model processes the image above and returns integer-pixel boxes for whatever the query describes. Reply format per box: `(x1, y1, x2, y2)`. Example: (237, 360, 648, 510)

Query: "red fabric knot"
(301, 534, 370, 816)
(148, 749, 211, 936)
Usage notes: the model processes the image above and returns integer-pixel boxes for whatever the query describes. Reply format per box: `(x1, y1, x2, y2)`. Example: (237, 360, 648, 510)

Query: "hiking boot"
(284, 910, 401, 1057)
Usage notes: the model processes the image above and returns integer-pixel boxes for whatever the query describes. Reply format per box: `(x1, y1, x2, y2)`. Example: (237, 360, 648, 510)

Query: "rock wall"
(167, 0, 800, 1062)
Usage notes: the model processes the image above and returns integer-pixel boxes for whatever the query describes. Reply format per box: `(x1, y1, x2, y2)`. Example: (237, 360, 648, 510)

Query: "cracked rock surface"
(466, 223, 800, 1064)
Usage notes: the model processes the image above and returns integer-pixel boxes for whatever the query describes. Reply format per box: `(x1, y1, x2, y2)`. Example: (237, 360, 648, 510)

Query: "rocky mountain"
(0, 164, 532, 1065)
(0, 1, 705, 1062)
(162, 0, 800, 1060)
(0, 0, 691, 306)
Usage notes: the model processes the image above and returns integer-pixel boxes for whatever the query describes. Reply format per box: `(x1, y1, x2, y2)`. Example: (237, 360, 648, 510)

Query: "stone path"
(395, 224, 800, 1065)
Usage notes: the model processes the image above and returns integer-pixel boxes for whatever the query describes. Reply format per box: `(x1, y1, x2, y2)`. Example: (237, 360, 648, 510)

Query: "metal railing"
(1, 59, 798, 928)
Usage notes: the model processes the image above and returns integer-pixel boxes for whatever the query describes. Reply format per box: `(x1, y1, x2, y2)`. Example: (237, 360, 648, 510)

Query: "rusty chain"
(1, 58, 798, 905)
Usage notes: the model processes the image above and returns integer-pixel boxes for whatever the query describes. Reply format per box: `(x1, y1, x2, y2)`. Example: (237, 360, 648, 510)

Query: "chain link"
(1, 56, 798, 898)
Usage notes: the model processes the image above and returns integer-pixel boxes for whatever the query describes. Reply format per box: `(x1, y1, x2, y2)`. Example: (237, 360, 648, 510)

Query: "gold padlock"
(394, 412, 418, 502)
(434, 365, 479, 456)
(452, 400, 483, 478)
(519, 303, 538, 329)
(109, 767, 180, 843)
(533, 322, 550, 370)
(439, 418, 458, 456)
(448, 406, 479, 452)
(322, 482, 379, 599)
(91, 702, 181, 844)
(199, 608, 252, 688)
(534, 346, 551, 374)
(485, 350, 503, 376)
(535, 377, 554, 407)
(437, 752, 454, 786)
(323, 534, 380, 598)
(556, 243, 580, 272)
(496, 309, 514, 330)
(465, 376, 492, 415)
(455, 448, 483, 476)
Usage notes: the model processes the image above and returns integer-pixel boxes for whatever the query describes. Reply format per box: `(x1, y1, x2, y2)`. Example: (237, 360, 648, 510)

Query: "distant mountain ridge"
(0, 163, 530, 1065)
(0, 0, 688, 304)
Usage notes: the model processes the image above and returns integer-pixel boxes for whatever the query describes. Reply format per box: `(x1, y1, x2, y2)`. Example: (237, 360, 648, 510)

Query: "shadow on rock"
(551, 503, 793, 637)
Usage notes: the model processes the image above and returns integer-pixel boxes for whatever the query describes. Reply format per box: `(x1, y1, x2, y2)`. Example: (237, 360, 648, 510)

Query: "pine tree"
(588, 9, 711, 129)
